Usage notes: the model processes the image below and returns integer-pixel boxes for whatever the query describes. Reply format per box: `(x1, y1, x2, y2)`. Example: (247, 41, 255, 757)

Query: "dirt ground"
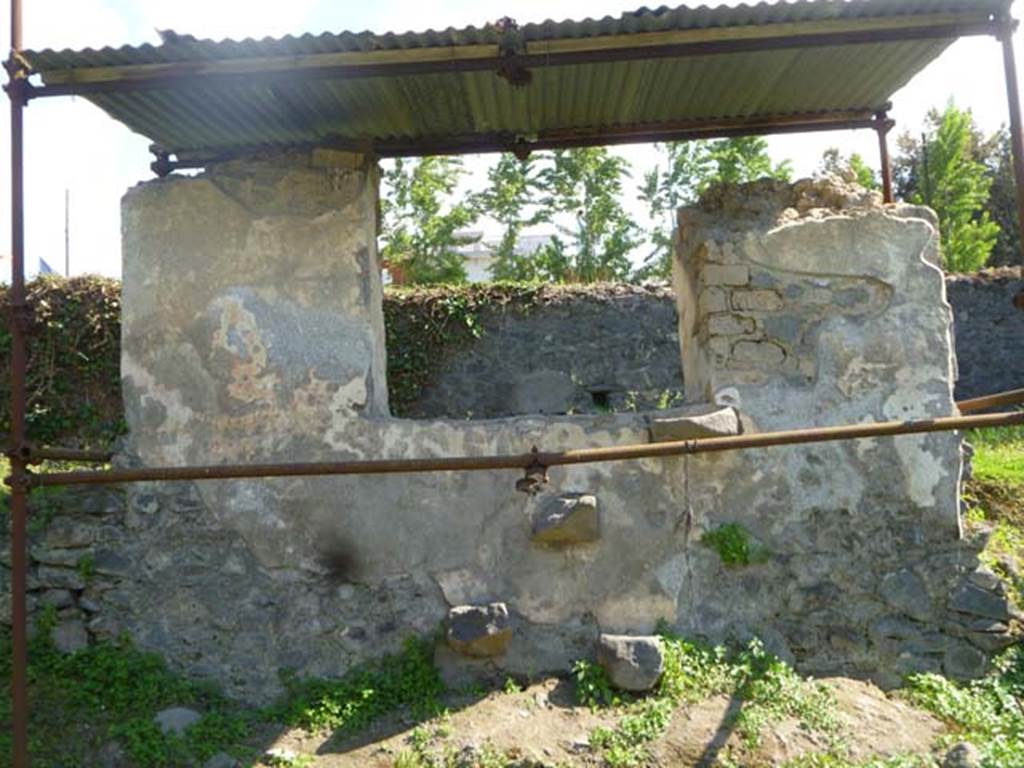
(253, 676, 944, 767)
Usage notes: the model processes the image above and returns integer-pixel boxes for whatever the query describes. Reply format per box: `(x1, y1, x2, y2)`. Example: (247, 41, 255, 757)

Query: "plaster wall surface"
(16, 163, 1010, 702)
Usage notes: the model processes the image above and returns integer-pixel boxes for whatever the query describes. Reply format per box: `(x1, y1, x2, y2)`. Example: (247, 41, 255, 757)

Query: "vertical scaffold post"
(5, 0, 31, 765)
(999, 14, 1024, 266)
(875, 110, 895, 204)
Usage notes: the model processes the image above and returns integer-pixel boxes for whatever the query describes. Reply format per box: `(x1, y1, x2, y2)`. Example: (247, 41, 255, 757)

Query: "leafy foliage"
(380, 157, 479, 285)
(538, 148, 641, 282)
(0, 623, 445, 767)
(0, 276, 123, 447)
(895, 103, 1001, 272)
(0, 625, 252, 767)
(639, 138, 792, 278)
(272, 636, 444, 734)
(905, 646, 1024, 768)
(472, 154, 548, 282)
(701, 522, 769, 568)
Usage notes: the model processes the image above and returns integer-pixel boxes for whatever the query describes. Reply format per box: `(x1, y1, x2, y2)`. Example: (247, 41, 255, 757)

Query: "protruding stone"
(648, 405, 740, 443)
(446, 603, 512, 658)
(879, 569, 932, 622)
(943, 641, 988, 680)
(532, 494, 600, 545)
(950, 582, 1010, 621)
(52, 619, 89, 654)
(154, 707, 202, 736)
(596, 634, 664, 692)
(943, 741, 982, 768)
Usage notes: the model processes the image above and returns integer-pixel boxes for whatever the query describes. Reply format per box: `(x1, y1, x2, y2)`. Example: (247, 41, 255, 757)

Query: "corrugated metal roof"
(19, 0, 1012, 161)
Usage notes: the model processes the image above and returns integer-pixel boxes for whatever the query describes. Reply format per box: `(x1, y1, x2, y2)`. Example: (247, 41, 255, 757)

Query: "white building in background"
(456, 231, 556, 282)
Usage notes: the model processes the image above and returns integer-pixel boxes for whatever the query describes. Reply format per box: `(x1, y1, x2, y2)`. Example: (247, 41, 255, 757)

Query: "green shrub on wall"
(0, 276, 124, 448)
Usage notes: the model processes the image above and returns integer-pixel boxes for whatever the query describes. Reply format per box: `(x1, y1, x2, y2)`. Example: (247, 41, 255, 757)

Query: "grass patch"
(903, 645, 1024, 768)
(0, 618, 444, 768)
(967, 424, 1024, 486)
(578, 632, 838, 767)
(0, 613, 254, 767)
(270, 636, 444, 735)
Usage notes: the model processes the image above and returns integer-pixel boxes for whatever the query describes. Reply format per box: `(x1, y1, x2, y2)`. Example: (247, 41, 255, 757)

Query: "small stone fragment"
(446, 603, 512, 658)
(52, 619, 89, 654)
(596, 634, 664, 692)
(943, 741, 982, 768)
(154, 706, 202, 736)
(532, 494, 600, 545)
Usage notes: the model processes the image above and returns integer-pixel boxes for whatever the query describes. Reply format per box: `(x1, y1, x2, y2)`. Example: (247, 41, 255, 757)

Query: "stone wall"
(947, 268, 1024, 401)
(2, 167, 1017, 704)
(396, 273, 1021, 420)
(403, 285, 684, 419)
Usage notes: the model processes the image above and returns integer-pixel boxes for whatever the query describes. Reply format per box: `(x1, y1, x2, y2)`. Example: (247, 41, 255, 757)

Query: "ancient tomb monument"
(37, 151, 1013, 701)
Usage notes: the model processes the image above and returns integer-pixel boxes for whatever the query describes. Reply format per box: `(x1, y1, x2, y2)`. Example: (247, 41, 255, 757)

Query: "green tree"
(819, 147, 879, 190)
(894, 103, 1000, 272)
(639, 137, 792, 278)
(379, 157, 478, 285)
(472, 154, 546, 281)
(982, 129, 1021, 267)
(538, 148, 641, 282)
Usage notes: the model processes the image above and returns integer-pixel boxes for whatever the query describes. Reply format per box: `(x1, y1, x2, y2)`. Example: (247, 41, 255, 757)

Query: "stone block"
(31, 565, 85, 591)
(731, 290, 784, 312)
(446, 603, 512, 658)
(42, 520, 95, 549)
(531, 494, 600, 545)
(943, 641, 988, 680)
(950, 582, 1010, 621)
(596, 634, 664, 692)
(507, 371, 576, 415)
(52, 619, 89, 654)
(648, 405, 740, 443)
(943, 742, 982, 768)
(879, 569, 933, 622)
(154, 707, 202, 736)
(703, 264, 749, 287)
(731, 340, 786, 366)
(700, 288, 729, 313)
(707, 314, 756, 336)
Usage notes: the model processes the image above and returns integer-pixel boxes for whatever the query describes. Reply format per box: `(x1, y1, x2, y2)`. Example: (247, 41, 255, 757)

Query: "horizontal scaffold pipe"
(956, 387, 1024, 414)
(30, 410, 1024, 489)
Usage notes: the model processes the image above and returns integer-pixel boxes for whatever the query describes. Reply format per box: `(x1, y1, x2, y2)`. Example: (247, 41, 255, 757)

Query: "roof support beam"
(999, 17, 1024, 267)
(26, 18, 1003, 99)
(157, 109, 887, 170)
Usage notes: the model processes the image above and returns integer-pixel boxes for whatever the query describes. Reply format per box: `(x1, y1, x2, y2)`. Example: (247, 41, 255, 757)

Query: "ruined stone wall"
(947, 269, 1024, 401)
(403, 285, 684, 419)
(2, 166, 1016, 704)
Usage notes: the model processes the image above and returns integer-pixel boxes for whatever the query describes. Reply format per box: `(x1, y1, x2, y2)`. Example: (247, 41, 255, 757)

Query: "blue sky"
(1, 0, 1021, 277)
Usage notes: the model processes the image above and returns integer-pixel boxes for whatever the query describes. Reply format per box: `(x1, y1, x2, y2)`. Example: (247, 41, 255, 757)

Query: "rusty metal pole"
(999, 15, 1024, 266)
(875, 110, 895, 203)
(6, 0, 30, 765)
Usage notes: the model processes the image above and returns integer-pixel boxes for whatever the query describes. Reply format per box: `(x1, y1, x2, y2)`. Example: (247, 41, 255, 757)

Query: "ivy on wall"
(0, 276, 124, 448)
